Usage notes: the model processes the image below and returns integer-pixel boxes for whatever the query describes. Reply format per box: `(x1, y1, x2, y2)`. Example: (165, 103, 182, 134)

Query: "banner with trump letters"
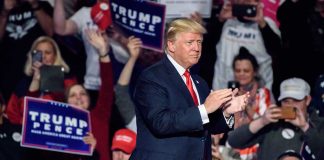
(109, 0, 166, 52)
(21, 97, 92, 155)
(157, 0, 212, 18)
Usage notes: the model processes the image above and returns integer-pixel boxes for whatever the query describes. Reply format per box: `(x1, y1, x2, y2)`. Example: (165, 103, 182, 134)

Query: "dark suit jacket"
(130, 56, 230, 160)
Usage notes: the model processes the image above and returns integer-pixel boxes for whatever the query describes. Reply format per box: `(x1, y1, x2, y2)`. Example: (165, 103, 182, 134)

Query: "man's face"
(167, 32, 203, 69)
(112, 150, 131, 160)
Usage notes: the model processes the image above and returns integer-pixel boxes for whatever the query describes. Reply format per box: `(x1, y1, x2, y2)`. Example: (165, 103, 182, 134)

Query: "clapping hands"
(222, 88, 250, 116)
(204, 88, 249, 115)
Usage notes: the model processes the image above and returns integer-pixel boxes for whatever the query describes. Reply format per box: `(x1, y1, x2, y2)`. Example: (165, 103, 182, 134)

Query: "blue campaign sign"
(110, 0, 166, 52)
(21, 97, 92, 155)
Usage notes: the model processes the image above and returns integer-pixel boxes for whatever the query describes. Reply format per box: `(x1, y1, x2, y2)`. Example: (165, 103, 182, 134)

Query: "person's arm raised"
(28, 0, 54, 36)
(86, 29, 110, 63)
(53, 0, 77, 35)
(118, 36, 142, 85)
(0, 0, 15, 41)
(249, 105, 281, 133)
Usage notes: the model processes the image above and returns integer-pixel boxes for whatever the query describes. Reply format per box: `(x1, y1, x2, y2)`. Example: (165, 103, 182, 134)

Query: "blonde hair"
(24, 36, 70, 76)
(165, 18, 206, 50)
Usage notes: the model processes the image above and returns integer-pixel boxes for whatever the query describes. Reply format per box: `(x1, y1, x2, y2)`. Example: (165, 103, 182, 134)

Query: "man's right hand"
(260, 105, 282, 125)
(204, 89, 233, 114)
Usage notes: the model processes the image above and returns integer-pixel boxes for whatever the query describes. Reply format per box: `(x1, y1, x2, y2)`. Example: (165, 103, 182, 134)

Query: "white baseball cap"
(278, 77, 310, 101)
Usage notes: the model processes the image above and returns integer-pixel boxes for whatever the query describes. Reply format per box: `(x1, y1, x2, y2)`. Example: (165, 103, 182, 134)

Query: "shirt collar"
(166, 53, 186, 76)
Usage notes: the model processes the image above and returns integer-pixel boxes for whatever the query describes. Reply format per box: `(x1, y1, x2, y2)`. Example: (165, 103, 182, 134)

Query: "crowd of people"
(0, 0, 323, 160)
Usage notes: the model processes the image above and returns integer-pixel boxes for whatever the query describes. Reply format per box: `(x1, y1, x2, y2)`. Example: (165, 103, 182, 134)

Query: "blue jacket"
(130, 56, 230, 160)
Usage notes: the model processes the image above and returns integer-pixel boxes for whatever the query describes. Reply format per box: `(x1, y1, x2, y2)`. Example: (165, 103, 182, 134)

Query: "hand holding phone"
(279, 106, 297, 119)
(32, 50, 43, 63)
(228, 80, 240, 90)
(232, 4, 257, 17)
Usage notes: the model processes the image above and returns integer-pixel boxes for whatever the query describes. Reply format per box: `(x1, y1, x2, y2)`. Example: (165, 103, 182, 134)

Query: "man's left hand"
(223, 88, 250, 116)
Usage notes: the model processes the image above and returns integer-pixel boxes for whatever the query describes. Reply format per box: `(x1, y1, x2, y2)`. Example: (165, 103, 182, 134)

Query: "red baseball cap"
(111, 129, 136, 154)
(90, 2, 112, 30)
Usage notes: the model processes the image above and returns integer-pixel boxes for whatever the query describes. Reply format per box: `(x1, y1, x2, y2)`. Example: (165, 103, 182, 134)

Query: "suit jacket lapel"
(162, 57, 201, 106)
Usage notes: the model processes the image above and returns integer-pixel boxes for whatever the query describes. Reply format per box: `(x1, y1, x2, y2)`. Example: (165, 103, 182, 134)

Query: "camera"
(232, 4, 257, 17)
(227, 80, 240, 90)
(32, 50, 43, 63)
(279, 106, 297, 119)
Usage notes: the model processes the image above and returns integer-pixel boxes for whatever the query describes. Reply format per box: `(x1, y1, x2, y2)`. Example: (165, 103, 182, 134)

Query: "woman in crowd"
(231, 47, 275, 160)
(23, 29, 113, 160)
(63, 29, 114, 160)
(212, 47, 275, 160)
(5, 36, 77, 124)
(232, 47, 275, 128)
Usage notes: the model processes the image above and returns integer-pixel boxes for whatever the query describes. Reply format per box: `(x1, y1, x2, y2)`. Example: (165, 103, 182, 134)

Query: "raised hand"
(86, 29, 109, 56)
(260, 105, 281, 125)
(3, 0, 16, 13)
(127, 36, 142, 59)
(242, 2, 266, 28)
(219, 1, 234, 22)
(190, 12, 204, 26)
(26, 0, 40, 8)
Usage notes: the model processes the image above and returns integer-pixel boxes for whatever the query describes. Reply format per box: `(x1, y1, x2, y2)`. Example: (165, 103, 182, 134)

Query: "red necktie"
(184, 70, 199, 106)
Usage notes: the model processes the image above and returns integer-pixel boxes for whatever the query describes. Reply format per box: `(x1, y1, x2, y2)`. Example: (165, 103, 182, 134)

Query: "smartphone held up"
(279, 106, 297, 120)
(232, 4, 257, 17)
(32, 50, 43, 63)
(228, 80, 240, 90)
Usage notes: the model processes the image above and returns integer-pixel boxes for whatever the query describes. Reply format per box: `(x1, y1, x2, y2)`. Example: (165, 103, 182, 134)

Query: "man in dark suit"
(130, 18, 249, 160)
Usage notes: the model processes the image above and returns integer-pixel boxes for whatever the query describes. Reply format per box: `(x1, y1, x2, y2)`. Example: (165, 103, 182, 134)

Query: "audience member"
(111, 128, 136, 160)
(211, 133, 241, 160)
(5, 36, 77, 125)
(0, 0, 54, 102)
(24, 29, 113, 160)
(277, 150, 303, 160)
(64, 29, 114, 160)
(231, 47, 275, 160)
(276, 0, 324, 88)
(0, 92, 26, 160)
(199, 0, 281, 91)
(114, 36, 142, 132)
(232, 47, 275, 129)
(54, 0, 128, 92)
(228, 77, 323, 160)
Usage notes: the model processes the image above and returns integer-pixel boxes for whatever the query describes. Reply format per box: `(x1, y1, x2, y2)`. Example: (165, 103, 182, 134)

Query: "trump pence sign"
(21, 97, 92, 155)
